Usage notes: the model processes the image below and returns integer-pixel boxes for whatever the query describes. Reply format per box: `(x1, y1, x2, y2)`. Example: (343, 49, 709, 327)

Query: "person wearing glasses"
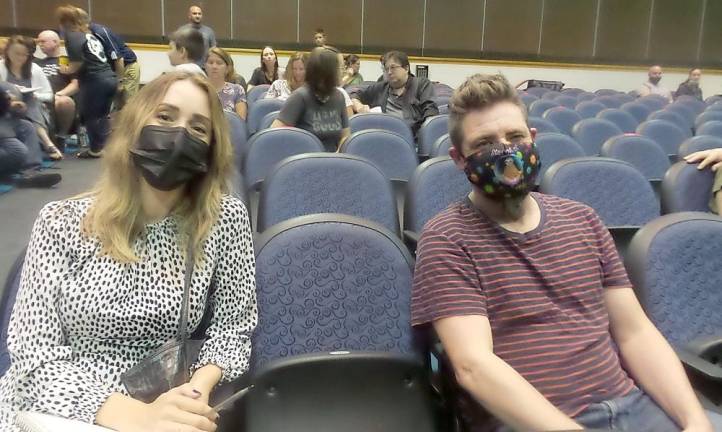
(350, 50, 438, 137)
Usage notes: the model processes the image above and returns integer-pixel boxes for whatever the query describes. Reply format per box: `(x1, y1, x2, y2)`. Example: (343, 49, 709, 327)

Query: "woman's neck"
(264, 66, 275, 78)
(139, 180, 185, 224)
(8, 63, 23, 77)
(208, 76, 225, 90)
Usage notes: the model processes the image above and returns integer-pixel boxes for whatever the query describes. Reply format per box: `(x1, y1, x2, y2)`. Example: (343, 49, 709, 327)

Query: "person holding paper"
(0, 72, 257, 431)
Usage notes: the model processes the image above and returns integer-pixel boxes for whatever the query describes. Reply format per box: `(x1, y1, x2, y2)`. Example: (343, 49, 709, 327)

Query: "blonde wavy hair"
(81, 72, 233, 263)
(283, 52, 309, 92)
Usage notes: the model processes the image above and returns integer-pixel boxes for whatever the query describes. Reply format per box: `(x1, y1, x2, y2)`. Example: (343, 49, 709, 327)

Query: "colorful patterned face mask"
(463, 141, 541, 200)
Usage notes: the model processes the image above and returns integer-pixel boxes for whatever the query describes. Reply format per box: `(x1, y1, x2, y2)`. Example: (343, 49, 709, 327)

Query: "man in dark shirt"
(35, 30, 78, 137)
(351, 50, 437, 137)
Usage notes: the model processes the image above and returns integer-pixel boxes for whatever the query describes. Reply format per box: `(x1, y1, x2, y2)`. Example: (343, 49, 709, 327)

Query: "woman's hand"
(684, 148, 722, 171)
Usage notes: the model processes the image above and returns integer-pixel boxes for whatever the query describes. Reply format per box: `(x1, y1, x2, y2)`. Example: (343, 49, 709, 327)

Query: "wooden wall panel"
(484, 0, 542, 56)
(164, 0, 232, 40)
(233, 0, 297, 47)
(16, 0, 72, 31)
(91, 0, 162, 38)
(648, 0, 703, 63)
(1, 0, 13, 28)
(540, 0, 596, 59)
(700, 0, 722, 64)
(363, 0, 424, 55)
(298, 0, 362, 51)
(595, 0, 651, 62)
(424, 0, 484, 57)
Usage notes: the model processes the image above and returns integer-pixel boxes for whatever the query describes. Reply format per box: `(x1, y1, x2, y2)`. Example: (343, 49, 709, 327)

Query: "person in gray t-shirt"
(274, 48, 350, 152)
(176, 5, 216, 60)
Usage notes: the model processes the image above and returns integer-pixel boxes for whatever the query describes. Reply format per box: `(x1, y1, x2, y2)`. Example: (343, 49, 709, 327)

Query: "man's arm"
(434, 315, 582, 431)
(605, 288, 713, 431)
(57, 78, 79, 98)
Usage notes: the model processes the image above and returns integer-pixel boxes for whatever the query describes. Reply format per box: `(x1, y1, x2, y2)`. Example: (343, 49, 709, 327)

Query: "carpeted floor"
(0, 157, 103, 287)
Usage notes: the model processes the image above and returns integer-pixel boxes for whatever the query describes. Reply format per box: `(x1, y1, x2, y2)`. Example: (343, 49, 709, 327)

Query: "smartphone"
(212, 385, 254, 413)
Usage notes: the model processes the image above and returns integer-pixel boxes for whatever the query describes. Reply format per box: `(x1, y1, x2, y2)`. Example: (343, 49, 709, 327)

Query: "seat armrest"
(676, 345, 722, 382)
(403, 230, 419, 252)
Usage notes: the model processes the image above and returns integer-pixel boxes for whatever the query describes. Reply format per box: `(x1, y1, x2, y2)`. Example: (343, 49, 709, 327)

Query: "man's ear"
(529, 127, 537, 141)
(449, 145, 466, 171)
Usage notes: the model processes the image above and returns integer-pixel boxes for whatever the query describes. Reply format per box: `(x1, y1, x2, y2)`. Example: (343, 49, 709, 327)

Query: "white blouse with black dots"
(0, 195, 257, 425)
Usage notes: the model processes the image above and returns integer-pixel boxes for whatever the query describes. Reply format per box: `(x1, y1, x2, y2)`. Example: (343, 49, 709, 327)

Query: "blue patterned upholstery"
(259, 110, 280, 131)
(575, 101, 607, 119)
(540, 157, 659, 226)
(647, 110, 692, 137)
(404, 156, 470, 234)
(665, 103, 696, 130)
(243, 128, 325, 190)
(247, 98, 284, 135)
(525, 87, 550, 98)
(675, 96, 706, 115)
(226, 111, 248, 168)
(555, 95, 578, 109)
(519, 93, 538, 108)
(613, 93, 635, 105)
(528, 117, 560, 134)
(661, 161, 715, 214)
(0, 247, 25, 377)
(257, 153, 399, 233)
(341, 129, 419, 182)
(678, 136, 722, 158)
(251, 214, 415, 369)
(705, 101, 722, 111)
(601, 135, 670, 180)
(543, 107, 582, 136)
(595, 95, 622, 108)
(571, 118, 623, 156)
(637, 95, 669, 112)
(695, 110, 722, 129)
(417, 115, 449, 158)
(541, 91, 561, 100)
(247, 84, 270, 106)
(528, 99, 559, 117)
(429, 134, 452, 158)
(561, 88, 584, 97)
(349, 113, 414, 148)
(621, 102, 652, 124)
(597, 108, 639, 133)
(706, 96, 722, 106)
(626, 212, 722, 347)
(535, 132, 586, 182)
(637, 119, 687, 156)
(696, 121, 722, 139)
(576, 92, 596, 103)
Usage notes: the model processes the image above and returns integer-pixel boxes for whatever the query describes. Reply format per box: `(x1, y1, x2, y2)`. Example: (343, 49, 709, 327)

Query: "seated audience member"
(57, 5, 117, 159)
(0, 39, 6, 60)
(265, 51, 308, 101)
(1, 35, 62, 160)
(341, 54, 363, 87)
(75, 8, 140, 109)
(0, 82, 61, 188)
(35, 30, 78, 141)
(167, 27, 207, 76)
(639, 65, 673, 102)
(675, 68, 703, 101)
(685, 148, 722, 214)
(313, 28, 327, 48)
(272, 47, 350, 152)
(247, 46, 278, 89)
(176, 5, 217, 60)
(206, 47, 247, 119)
(0, 72, 257, 429)
(325, 47, 357, 118)
(376, 54, 386, 82)
(351, 50, 438, 136)
(411, 73, 714, 432)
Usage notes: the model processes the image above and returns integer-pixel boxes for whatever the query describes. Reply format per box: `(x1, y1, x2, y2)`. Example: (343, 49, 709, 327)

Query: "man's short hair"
(315, 28, 325, 35)
(383, 51, 409, 69)
(448, 74, 527, 151)
(170, 27, 205, 63)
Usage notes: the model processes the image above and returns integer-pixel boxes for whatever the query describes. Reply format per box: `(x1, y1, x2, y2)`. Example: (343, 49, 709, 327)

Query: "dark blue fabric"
(597, 108, 639, 133)
(348, 113, 414, 149)
(571, 118, 623, 155)
(528, 117, 560, 134)
(540, 157, 659, 226)
(600, 135, 670, 180)
(621, 102, 652, 124)
(252, 218, 414, 369)
(79, 75, 116, 152)
(696, 120, 722, 139)
(678, 135, 722, 158)
(543, 107, 582, 136)
(576, 101, 607, 119)
(595, 95, 622, 108)
(666, 103, 696, 128)
(647, 110, 692, 137)
(555, 95, 578, 109)
(417, 115, 449, 157)
(429, 134, 452, 158)
(694, 110, 722, 129)
(248, 98, 284, 135)
(247, 85, 270, 106)
(637, 119, 688, 155)
(637, 96, 669, 112)
(528, 99, 559, 117)
(89, 23, 137, 64)
(341, 130, 418, 182)
(661, 162, 715, 213)
(0, 248, 25, 377)
(535, 132, 585, 182)
(0, 137, 28, 180)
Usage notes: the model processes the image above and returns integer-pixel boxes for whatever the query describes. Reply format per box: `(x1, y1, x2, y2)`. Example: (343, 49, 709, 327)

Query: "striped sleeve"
(586, 208, 631, 289)
(411, 226, 486, 326)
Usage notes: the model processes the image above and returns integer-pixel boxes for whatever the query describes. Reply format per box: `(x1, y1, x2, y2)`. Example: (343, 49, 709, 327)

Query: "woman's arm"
(31, 64, 53, 103)
(235, 101, 247, 120)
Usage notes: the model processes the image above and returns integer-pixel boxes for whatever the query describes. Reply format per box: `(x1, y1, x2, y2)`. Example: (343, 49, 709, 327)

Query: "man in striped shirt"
(411, 74, 713, 432)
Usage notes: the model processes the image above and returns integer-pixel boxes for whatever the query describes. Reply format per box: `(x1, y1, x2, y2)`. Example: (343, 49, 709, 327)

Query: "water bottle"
(78, 125, 90, 149)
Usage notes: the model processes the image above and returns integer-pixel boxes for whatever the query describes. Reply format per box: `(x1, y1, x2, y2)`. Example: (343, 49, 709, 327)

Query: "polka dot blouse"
(0, 195, 257, 425)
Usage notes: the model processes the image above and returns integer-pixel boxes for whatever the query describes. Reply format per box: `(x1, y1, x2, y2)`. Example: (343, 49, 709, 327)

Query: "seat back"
(404, 157, 470, 234)
(613, 93, 635, 105)
(429, 134, 452, 158)
(349, 113, 414, 148)
(243, 128, 325, 190)
(528, 117, 560, 134)
(525, 87, 550, 98)
(575, 101, 606, 119)
(0, 247, 26, 377)
(626, 212, 722, 346)
(259, 110, 280, 131)
(661, 161, 715, 213)
(541, 91, 562, 100)
(528, 99, 559, 117)
(696, 120, 722, 139)
(675, 96, 706, 115)
(247, 84, 271, 105)
(571, 118, 623, 155)
(576, 92, 596, 103)
(554, 95, 578, 109)
(600, 134, 670, 180)
(595, 95, 622, 108)
(540, 157, 659, 226)
(596, 108, 639, 133)
(636, 119, 687, 156)
(595, 89, 619, 96)
(226, 111, 249, 167)
(535, 132, 587, 182)
(665, 103, 696, 131)
(677, 135, 722, 158)
(542, 107, 582, 136)
(417, 115, 449, 158)
(341, 129, 419, 182)
(620, 102, 652, 124)
(637, 95, 669, 112)
(248, 98, 284, 135)
(647, 109, 692, 137)
(252, 214, 415, 368)
(257, 153, 399, 233)
(695, 110, 722, 129)
(519, 93, 539, 108)
(705, 101, 722, 111)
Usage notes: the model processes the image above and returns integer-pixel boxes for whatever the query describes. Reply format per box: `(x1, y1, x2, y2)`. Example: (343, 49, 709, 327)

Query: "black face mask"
(130, 125, 210, 191)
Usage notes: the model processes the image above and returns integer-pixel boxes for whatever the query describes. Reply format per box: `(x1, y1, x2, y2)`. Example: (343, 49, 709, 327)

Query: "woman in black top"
(675, 68, 703, 101)
(247, 46, 279, 90)
(56, 5, 117, 158)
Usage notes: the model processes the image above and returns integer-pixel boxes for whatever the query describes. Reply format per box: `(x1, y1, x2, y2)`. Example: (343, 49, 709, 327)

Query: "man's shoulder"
(422, 200, 474, 237)
(535, 193, 598, 224)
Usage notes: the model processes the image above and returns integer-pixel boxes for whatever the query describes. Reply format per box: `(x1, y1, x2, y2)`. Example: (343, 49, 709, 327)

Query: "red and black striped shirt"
(411, 193, 636, 430)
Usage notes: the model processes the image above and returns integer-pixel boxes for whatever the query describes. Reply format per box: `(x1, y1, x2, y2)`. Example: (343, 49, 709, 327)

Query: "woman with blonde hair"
(0, 71, 257, 431)
(205, 46, 247, 119)
(265, 51, 308, 101)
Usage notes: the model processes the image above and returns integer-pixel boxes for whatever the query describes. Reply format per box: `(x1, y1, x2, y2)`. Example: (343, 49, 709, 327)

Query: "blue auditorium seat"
(575, 101, 606, 119)
(620, 102, 652, 124)
(601, 135, 670, 181)
(675, 95, 706, 115)
(535, 132, 586, 183)
(595, 95, 622, 109)
(0, 247, 26, 377)
(246, 84, 270, 106)
(349, 113, 414, 149)
(596, 108, 639, 133)
(637, 119, 688, 157)
(417, 115, 449, 159)
(647, 110, 692, 138)
(259, 110, 280, 132)
(226, 111, 249, 167)
(637, 95, 669, 112)
(519, 93, 539, 108)
(429, 134, 452, 158)
(696, 121, 722, 139)
(665, 103, 696, 131)
(678, 136, 722, 158)
(528, 99, 560, 117)
(695, 110, 722, 129)
(661, 161, 715, 213)
(543, 107, 582, 136)
(247, 98, 284, 135)
(571, 118, 623, 155)
(554, 95, 578, 109)
(528, 117, 560, 134)
(340, 129, 419, 183)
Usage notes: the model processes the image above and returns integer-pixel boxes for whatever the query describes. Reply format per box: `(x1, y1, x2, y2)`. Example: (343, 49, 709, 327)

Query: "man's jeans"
(574, 388, 679, 431)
